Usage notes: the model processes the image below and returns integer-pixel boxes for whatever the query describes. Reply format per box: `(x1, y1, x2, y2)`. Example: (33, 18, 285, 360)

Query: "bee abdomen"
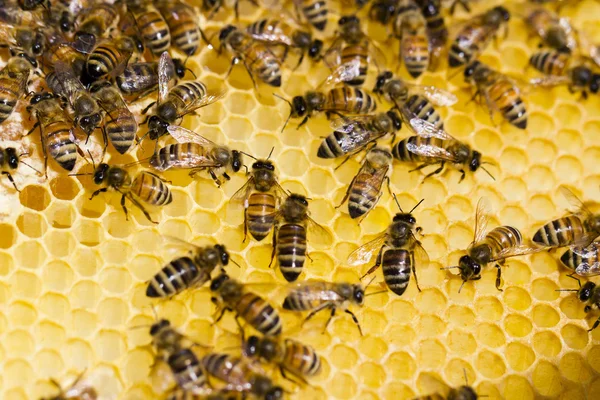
(131, 171, 172, 206)
(170, 81, 208, 110)
(117, 63, 158, 95)
(247, 193, 277, 241)
(529, 51, 567, 76)
(486, 226, 523, 255)
(283, 282, 326, 310)
(105, 110, 137, 154)
(46, 121, 77, 171)
(237, 292, 282, 336)
(348, 173, 380, 219)
(402, 36, 430, 78)
(159, 6, 201, 56)
(533, 216, 585, 247)
(168, 348, 206, 391)
(560, 242, 600, 276)
(136, 9, 171, 56)
(277, 223, 307, 282)
(0, 77, 22, 123)
(317, 130, 349, 159)
(151, 143, 205, 171)
(284, 341, 321, 377)
(405, 94, 443, 129)
(489, 80, 527, 129)
(248, 44, 282, 87)
(382, 249, 411, 296)
(300, 0, 328, 31)
(340, 44, 368, 86)
(326, 87, 376, 114)
(146, 256, 207, 298)
(87, 45, 121, 79)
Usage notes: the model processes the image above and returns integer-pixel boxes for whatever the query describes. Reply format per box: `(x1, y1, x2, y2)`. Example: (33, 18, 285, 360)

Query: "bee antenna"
(463, 368, 469, 386)
(150, 304, 159, 320)
(458, 280, 467, 293)
(392, 193, 404, 212)
(128, 323, 153, 330)
(365, 289, 387, 297)
(68, 172, 92, 177)
(230, 257, 241, 268)
(273, 93, 294, 133)
(266, 147, 274, 160)
(86, 149, 96, 170)
(362, 275, 377, 289)
(409, 198, 424, 214)
(19, 160, 42, 176)
(481, 166, 496, 181)
(556, 289, 579, 292)
(240, 151, 257, 161)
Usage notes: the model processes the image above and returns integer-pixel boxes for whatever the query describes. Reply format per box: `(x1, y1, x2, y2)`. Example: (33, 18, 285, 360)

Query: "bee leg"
(208, 169, 222, 187)
(141, 101, 156, 115)
(128, 195, 159, 224)
(212, 305, 230, 324)
(297, 115, 310, 129)
(322, 306, 336, 333)
(2, 172, 20, 192)
(361, 246, 384, 279)
(120, 194, 130, 221)
(422, 162, 445, 181)
(101, 126, 108, 160)
(25, 122, 40, 136)
(243, 208, 249, 242)
(344, 309, 363, 336)
(268, 225, 278, 269)
(458, 170, 466, 183)
(234, 315, 245, 338)
(335, 177, 354, 209)
(90, 187, 107, 200)
(411, 251, 421, 292)
(280, 366, 310, 387)
(302, 302, 331, 328)
(589, 316, 600, 332)
(494, 264, 504, 292)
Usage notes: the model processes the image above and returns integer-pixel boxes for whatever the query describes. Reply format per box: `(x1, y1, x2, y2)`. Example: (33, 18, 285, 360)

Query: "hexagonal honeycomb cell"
(3, 1, 600, 399)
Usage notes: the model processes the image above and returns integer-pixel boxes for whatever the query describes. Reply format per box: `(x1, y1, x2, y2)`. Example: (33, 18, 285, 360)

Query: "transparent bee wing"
(558, 17, 577, 51)
(322, 36, 343, 68)
(404, 83, 458, 107)
(347, 233, 388, 266)
(231, 177, 256, 205)
(0, 24, 17, 46)
(329, 115, 373, 132)
(167, 125, 217, 146)
(159, 235, 203, 259)
(151, 153, 218, 171)
(569, 231, 600, 249)
(158, 51, 174, 104)
(405, 141, 457, 163)
(529, 75, 572, 87)
(560, 186, 593, 217)
(472, 198, 491, 246)
(567, 243, 600, 276)
(412, 236, 430, 268)
(306, 217, 334, 244)
(491, 244, 545, 262)
(320, 58, 361, 88)
(284, 281, 344, 303)
(177, 89, 227, 118)
(53, 61, 86, 105)
(409, 118, 456, 140)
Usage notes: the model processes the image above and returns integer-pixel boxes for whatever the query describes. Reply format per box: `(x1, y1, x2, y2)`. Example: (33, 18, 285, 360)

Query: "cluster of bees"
(1, 0, 599, 398)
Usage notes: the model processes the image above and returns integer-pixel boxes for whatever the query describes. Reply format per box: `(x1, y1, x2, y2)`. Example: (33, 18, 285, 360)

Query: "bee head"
(338, 15, 362, 41)
(458, 255, 481, 281)
(386, 109, 402, 131)
(149, 319, 170, 336)
(265, 387, 284, 400)
(492, 6, 511, 22)
(579, 282, 596, 302)
(353, 285, 365, 305)
(369, 1, 397, 24)
(463, 61, 481, 79)
(374, 71, 393, 93)
(148, 116, 170, 140)
(469, 151, 482, 172)
(309, 39, 323, 59)
(59, 11, 73, 32)
(590, 74, 600, 94)
(78, 113, 102, 135)
(289, 193, 309, 207)
(393, 213, 416, 226)
(219, 25, 237, 42)
(252, 160, 275, 172)
(93, 163, 111, 185)
(210, 273, 229, 291)
(244, 335, 261, 357)
(231, 150, 243, 173)
(30, 92, 54, 105)
(214, 244, 229, 266)
(455, 386, 478, 400)
(291, 96, 308, 117)
(5, 148, 19, 169)
(172, 59, 187, 79)
(572, 66, 593, 88)
(32, 31, 45, 55)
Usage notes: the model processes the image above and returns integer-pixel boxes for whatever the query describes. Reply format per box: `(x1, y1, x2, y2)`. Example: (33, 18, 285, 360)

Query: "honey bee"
(348, 195, 428, 295)
(0, 51, 36, 124)
(89, 80, 137, 155)
(394, 0, 430, 78)
(529, 51, 600, 99)
(532, 187, 600, 249)
(282, 280, 367, 335)
(43, 2, 73, 33)
(393, 118, 494, 182)
(558, 276, 600, 332)
(156, 0, 205, 56)
(47, 61, 102, 136)
(276, 87, 378, 131)
(0, 147, 39, 192)
(243, 335, 322, 384)
(464, 60, 528, 129)
(246, 18, 323, 66)
(219, 25, 283, 88)
(168, 347, 208, 394)
(116, 58, 186, 100)
(40, 371, 97, 400)
(144, 52, 224, 140)
(268, 193, 331, 282)
(150, 125, 243, 187)
(231, 154, 286, 241)
(338, 146, 393, 220)
(317, 109, 402, 159)
(85, 36, 139, 80)
(73, 3, 122, 53)
(146, 238, 231, 298)
(0, 24, 45, 56)
(294, 0, 329, 31)
(88, 163, 173, 224)
(525, 7, 576, 53)
(45, 40, 87, 78)
(448, 6, 510, 68)
(210, 273, 283, 336)
(202, 353, 284, 400)
(149, 317, 188, 360)
(126, 0, 171, 57)
(373, 70, 457, 130)
(560, 241, 600, 277)
(443, 199, 541, 292)
(27, 92, 78, 174)
(0, 1, 39, 27)
(416, 0, 448, 53)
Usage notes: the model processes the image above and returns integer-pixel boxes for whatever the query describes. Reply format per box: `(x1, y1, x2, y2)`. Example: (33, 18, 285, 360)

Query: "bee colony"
(1, 0, 600, 399)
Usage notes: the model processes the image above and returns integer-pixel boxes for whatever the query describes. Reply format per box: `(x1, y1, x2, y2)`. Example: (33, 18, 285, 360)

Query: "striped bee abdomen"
(284, 340, 321, 377)
(348, 172, 383, 219)
(382, 248, 411, 296)
(277, 223, 307, 282)
(325, 87, 376, 114)
(560, 242, 600, 276)
(299, 0, 328, 31)
(246, 42, 282, 87)
(158, 3, 201, 56)
(282, 281, 327, 310)
(86, 44, 126, 79)
(404, 94, 443, 129)
(131, 171, 172, 206)
(136, 8, 171, 56)
(168, 81, 208, 112)
(45, 120, 77, 171)
(146, 256, 208, 298)
(533, 215, 585, 247)
(237, 292, 282, 336)
(105, 109, 137, 154)
(150, 143, 205, 171)
(529, 50, 567, 76)
(488, 79, 527, 129)
(340, 44, 368, 86)
(485, 226, 523, 256)
(247, 192, 277, 241)
(402, 35, 430, 78)
(0, 76, 23, 123)
(168, 348, 206, 391)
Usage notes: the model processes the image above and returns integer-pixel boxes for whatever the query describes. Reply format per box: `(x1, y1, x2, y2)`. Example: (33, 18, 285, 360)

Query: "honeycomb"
(3, 0, 600, 399)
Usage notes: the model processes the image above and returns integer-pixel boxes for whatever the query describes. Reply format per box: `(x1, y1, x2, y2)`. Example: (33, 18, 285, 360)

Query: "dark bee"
(150, 125, 243, 187)
(144, 53, 223, 140)
(317, 110, 402, 159)
(27, 92, 78, 174)
(243, 335, 322, 384)
(373, 71, 457, 130)
(448, 6, 510, 68)
(126, 0, 171, 57)
(88, 163, 172, 224)
(269, 193, 330, 282)
(86, 36, 139, 80)
(277, 87, 377, 131)
(526, 7, 576, 53)
(560, 241, 600, 277)
(39, 371, 98, 400)
(219, 25, 283, 88)
(89, 80, 137, 155)
(464, 61, 528, 129)
(558, 277, 600, 332)
(293, 0, 329, 31)
(348, 196, 427, 295)
(231, 155, 286, 242)
(146, 239, 230, 298)
(282, 280, 366, 335)
(533, 187, 600, 249)
(156, 0, 205, 56)
(73, 3, 122, 53)
(202, 353, 284, 400)
(444, 199, 541, 292)
(338, 147, 393, 220)
(246, 18, 323, 66)
(0, 51, 36, 124)
(210, 273, 283, 336)
(0, 24, 45, 56)
(394, 118, 494, 182)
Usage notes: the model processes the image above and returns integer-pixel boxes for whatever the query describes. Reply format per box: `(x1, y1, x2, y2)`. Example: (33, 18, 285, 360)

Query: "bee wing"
(166, 125, 217, 146)
(53, 61, 86, 104)
(472, 198, 491, 246)
(0, 24, 17, 46)
(413, 238, 430, 269)
(321, 59, 362, 88)
(322, 36, 343, 68)
(529, 75, 572, 87)
(347, 233, 388, 266)
(566, 244, 600, 277)
(408, 118, 455, 140)
(159, 235, 203, 259)
(558, 17, 577, 51)
(158, 51, 175, 104)
(176, 89, 227, 118)
(329, 115, 373, 132)
(490, 244, 544, 262)
(404, 83, 458, 107)
(560, 186, 593, 217)
(231, 177, 256, 205)
(307, 217, 334, 244)
(284, 281, 344, 303)
(151, 152, 219, 171)
(405, 140, 458, 163)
